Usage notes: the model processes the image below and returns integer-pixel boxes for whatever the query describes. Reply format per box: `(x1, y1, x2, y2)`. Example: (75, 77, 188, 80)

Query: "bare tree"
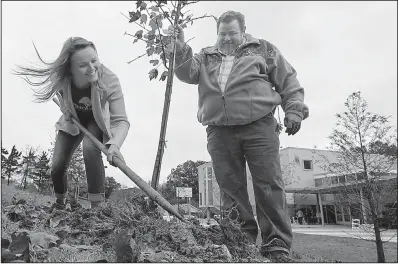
(31, 151, 51, 192)
(122, 0, 216, 190)
(20, 146, 39, 190)
(319, 91, 397, 263)
(2, 145, 22, 185)
(48, 140, 86, 199)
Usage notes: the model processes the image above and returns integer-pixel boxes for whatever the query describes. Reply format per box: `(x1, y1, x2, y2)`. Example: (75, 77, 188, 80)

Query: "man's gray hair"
(217, 11, 245, 32)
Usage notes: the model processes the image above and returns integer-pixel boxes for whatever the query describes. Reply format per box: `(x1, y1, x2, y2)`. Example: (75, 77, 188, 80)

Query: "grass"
(291, 232, 398, 263)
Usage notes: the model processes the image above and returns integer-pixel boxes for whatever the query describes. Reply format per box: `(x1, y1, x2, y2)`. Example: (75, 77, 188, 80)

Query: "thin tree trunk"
(367, 191, 386, 262)
(356, 110, 385, 262)
(150, 1, 182, 191)
(374, 221, 385, 262)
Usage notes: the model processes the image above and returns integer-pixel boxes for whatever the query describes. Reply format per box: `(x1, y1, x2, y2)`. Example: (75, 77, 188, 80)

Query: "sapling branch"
(121, 12, 151, 32)
(184, 14, 218, 25)
(124, 32, 151, 44)
(127, 53, 147, 64)
(184, 1, 200, 6)
(156, 1, 174, 24)
(151, 11, 170, 70)
(170, 1, 177, 9)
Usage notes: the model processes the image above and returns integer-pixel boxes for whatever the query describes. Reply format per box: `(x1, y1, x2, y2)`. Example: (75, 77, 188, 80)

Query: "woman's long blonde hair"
(13, 37, 97, 103)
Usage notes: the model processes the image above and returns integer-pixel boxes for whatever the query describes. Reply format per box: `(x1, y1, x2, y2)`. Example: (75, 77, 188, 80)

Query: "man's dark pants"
(206, 113, 292, 254)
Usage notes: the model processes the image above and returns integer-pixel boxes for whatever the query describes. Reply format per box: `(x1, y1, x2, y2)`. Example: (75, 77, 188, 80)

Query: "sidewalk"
(292, 224, 397, 243)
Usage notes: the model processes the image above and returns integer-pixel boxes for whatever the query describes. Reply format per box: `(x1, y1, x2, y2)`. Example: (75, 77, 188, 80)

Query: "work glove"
(284, 113, 302, 136)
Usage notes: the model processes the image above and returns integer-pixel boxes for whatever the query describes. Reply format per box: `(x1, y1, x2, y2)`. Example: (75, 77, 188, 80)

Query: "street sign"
(176, 187, 192, 198)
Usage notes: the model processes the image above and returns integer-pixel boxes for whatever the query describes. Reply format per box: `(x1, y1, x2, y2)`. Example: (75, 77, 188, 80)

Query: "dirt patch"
(2, 191, 269, 262)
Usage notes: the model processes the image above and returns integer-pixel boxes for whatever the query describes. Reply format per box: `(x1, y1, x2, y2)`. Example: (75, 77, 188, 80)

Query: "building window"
(343, 206, 351, 222)
(346, 174, 356, 182)
(338, 175, 346, 184)
(323, 177, 332, 186)
(206, 167, 213, 179)
(314, 178, 323, 187)
(357, 172, 365, 181)
(303, 160, 313, 170)
(331, 176, 338, 185)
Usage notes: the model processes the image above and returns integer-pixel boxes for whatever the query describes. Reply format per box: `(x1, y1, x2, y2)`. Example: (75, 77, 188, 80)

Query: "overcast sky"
(2, 1, 397, 188)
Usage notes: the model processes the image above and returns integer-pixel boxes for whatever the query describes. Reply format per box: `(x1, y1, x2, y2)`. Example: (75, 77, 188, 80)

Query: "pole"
(188, 197, 191, 216)
(316, 193, 320, 224)
(360, 187, 367, 224)
(52, 98, 185, 222)
(318, 192, 325, 226)
(177, 188, 180, 215)
(220, 189, 222, 219)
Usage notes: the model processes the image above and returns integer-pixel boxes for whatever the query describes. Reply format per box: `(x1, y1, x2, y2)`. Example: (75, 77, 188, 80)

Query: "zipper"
(223, 95, 228, 125)
(218, 41, 250, 125)
(221, 56, 239, 125)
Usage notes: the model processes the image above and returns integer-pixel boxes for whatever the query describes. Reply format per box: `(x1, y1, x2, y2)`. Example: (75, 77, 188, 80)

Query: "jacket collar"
(204, 34, 260, 55)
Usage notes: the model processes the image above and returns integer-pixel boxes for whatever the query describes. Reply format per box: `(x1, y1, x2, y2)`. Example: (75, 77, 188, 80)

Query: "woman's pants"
(51, 119, 105, 203)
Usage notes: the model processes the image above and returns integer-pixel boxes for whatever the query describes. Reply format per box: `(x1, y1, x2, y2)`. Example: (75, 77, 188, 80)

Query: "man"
(297, 209, 304, 225)
(168, 10, 309, 262)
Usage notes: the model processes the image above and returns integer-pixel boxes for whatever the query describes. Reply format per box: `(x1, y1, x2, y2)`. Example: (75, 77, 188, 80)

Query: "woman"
(14, 37, 130, 209)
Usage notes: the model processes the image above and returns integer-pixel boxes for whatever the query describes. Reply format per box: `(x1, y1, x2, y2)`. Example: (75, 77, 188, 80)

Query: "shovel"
(52, 97, 185, 222)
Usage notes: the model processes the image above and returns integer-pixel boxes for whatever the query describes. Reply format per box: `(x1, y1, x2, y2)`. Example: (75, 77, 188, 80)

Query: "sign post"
(176, 187, 192, 217)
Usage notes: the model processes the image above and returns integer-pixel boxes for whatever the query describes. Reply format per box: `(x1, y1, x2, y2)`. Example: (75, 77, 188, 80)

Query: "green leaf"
(146, 40, 155, 48)
(135, 0, 143, 9)
(134, 30, 143, 39)
(154, 45, 163, 55)
(160, 53, 167, 65)
(162, 35, 171, 45)
(149, 14, 163, 31)
(150, 12, 157, 19)
(160, 71, 168, 81)
(149, 20, 158, 31)
(164, 11, 170, 18)
(147, 32, 156, 41)
(133, 38, 139, 44)
(139, 2, 147, 11)
(155, 35, 161, 44)
(146, 46, 155, 56)
(140, 13, 148, 24)
(149, 6, 159, 12)
(129, 11, 141, 23)
(150, 59, 159, 66)
(149, 68, 158, 80)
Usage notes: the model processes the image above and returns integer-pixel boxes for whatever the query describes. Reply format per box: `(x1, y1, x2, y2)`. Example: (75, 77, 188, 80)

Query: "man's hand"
(164, 25, 185, 56)
(107, 144, 125, 167)
(167, 24, 185, 43)
(284, 114, 302, 136)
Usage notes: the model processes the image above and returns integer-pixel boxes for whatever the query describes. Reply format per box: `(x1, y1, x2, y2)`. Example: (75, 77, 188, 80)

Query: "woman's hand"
(64, 110, 73, 121)
(107, 144, 125, 167)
